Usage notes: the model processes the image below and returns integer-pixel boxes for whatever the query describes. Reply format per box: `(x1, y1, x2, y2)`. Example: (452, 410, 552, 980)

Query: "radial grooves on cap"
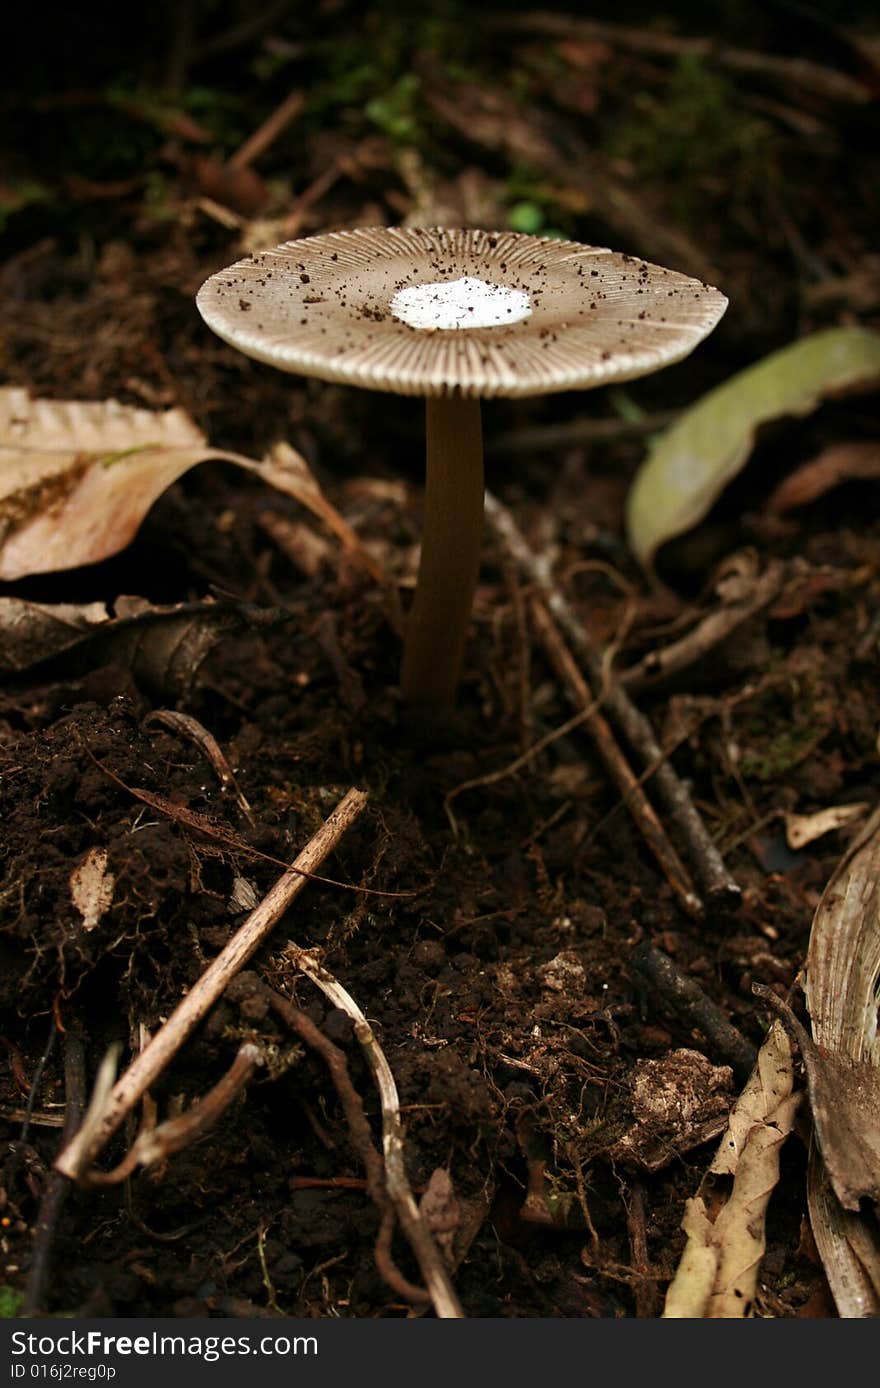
(196, 227, 727, 398)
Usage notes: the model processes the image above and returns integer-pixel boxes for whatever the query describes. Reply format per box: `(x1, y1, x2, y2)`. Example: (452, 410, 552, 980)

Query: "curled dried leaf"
(802, 805, 880, 1313)
(663, 1022, 800, 1318)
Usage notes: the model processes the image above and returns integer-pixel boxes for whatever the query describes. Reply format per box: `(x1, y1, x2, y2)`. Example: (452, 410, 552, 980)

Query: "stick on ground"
(55, 787, 368, 1180)
(529, 595, 704, 918)
(485, 491, 740, 911)
(631, 941, 757, 1080)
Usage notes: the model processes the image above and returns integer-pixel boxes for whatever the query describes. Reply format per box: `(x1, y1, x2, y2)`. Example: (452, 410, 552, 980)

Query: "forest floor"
(1, 3, 879, 1317)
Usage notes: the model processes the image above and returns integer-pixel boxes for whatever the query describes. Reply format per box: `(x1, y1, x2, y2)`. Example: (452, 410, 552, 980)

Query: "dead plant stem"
(287, 946, 465, 1319)
(485, 491, 740, 910)
(55, 787, 368, 1179)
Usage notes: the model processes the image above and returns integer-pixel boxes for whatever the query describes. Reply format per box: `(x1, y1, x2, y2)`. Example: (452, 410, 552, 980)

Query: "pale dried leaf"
(0, 387, 385, 584)
(785, 803, 870, 850)
(663, 1022, 800, 1319)
(710, 1020, 796, 1177)
(801, 1050, 880, 1210)
(707, 1087, 801, 1316)
(662, 1197, 718, 1318)
(0, 387, 238, 578)
(70, 848, 115, 933)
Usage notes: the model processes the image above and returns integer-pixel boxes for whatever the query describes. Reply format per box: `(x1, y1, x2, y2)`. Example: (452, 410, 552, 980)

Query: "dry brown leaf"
(785, 803, 870, 850)
(801, 805, 880, 1314)
(0, 592, 262, 698)
(797, 805, 880, 1315)
(802, 1048, 880, 1209)
(106, 596, 265, 697)
(808, 1158, 880, 1317)
(663, 1022, 800, 1318)
(804, 806, 880, 1206)
(805, 805, 880, 1069)
(0, 387, 386, 584)
(0, 597, 110, 673)
(766, 442, 880, 513)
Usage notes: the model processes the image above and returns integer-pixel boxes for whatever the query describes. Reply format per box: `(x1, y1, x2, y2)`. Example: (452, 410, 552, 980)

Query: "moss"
(607, 53, 774, 224)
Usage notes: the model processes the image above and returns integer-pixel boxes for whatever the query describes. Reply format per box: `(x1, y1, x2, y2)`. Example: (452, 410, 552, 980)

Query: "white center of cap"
(391, 276, 532, 331)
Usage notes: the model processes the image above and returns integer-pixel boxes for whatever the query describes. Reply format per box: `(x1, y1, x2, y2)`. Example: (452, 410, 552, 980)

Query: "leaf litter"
(2, 4, 880, 1320)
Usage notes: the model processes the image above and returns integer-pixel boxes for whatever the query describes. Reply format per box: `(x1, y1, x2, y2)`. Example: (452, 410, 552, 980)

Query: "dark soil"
(1, 0, 878, 1318)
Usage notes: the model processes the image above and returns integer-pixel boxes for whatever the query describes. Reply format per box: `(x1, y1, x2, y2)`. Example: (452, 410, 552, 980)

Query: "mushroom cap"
(196, 227, 727, 400)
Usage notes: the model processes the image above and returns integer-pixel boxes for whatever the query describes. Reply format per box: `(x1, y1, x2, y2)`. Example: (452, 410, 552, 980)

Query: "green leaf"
(508, 201, 545, 235)
(625, 327, 880, 571)
(0, 1285, 24, 1318)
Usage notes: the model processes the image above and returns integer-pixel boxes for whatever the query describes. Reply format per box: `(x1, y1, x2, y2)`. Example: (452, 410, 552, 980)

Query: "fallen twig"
(497, 12, 872, 104)
(77, 1043, 263, 1187)
(488, 411, 676, 455)
(55, 787, 368, 1179)
(286, 945, 465, 1319)
(631, 941, 757, 1081)
(486, 491, 740, 910)
(229, 90, 305, 171)
(444, 699, 602, 831)
(620, 561, 787, 693)
(529, 594, 704, 919)
(625, 1182, 660, 1319)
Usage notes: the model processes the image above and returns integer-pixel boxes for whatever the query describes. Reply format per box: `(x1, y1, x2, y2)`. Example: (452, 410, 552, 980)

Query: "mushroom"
(196, 227, 727, 704)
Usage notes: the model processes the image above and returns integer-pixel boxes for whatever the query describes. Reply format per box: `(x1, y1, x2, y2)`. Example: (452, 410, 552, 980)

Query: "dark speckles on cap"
(195, 226, 728, 399)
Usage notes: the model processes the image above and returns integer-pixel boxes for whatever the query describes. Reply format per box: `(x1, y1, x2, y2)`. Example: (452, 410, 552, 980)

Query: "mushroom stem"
(401, 395, 484, 704)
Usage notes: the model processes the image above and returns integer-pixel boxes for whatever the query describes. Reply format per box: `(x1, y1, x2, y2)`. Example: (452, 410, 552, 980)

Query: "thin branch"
(444, 699, 602, 831)
(79, 1043, 263, 1187)
(529, 595, 703, 919)
(487, 410, 676, 455)
(631, 941, 757, 1081)
(55, 788, 368, 1179)
(620, 561, 786, 693)
(229, 90, 305, 170)
(495, 12, 872, 103)
(485, 491, 740, 910)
